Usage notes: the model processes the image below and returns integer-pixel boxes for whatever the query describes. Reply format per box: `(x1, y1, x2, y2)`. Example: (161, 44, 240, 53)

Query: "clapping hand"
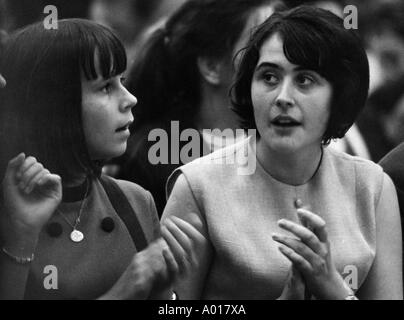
(272, 208, 351, 300)
(102, 216, 201, 300)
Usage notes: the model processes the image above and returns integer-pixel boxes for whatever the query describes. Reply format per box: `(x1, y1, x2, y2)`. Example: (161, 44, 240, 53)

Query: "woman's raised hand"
(2, 153, 62, 237)
(277, 265, 306, 300)
(272, 208, 352, 300)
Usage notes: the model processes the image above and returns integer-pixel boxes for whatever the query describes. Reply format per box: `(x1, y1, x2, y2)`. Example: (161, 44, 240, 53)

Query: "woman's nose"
(275, 79, 295, 109)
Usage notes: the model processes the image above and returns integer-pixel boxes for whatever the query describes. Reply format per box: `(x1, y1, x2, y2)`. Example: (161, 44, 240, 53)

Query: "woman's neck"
(256, 139, 323, 186)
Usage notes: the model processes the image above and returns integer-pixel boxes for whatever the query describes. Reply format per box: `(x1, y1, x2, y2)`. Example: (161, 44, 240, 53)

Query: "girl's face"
(81, 54, 137, 160)
(251, 33, 332, 154)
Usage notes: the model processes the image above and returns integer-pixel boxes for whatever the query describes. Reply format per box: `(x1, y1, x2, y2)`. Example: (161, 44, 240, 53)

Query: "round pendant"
(294, 198, 303, 209)
(70, 229, 84, 243)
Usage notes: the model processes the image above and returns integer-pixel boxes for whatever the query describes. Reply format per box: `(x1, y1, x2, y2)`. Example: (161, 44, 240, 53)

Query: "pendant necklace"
(57, 177, 90, 243)
(293, 147, 324, 211)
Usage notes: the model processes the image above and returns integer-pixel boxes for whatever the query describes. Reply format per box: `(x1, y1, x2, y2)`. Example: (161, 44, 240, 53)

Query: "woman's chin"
(262, 136, 300, 154)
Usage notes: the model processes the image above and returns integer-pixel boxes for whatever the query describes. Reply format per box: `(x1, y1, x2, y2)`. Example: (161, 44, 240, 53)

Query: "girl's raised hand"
(100, 238, 179, 300)
(2, 153, 62, 236)
(272, 208, 352, 300)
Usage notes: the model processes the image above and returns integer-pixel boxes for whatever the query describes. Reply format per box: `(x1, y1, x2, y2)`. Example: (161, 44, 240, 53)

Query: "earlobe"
(197, 56, 223, 86)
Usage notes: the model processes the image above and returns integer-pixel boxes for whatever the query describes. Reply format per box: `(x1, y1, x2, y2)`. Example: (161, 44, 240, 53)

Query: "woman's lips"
(271, 115, 301, 127)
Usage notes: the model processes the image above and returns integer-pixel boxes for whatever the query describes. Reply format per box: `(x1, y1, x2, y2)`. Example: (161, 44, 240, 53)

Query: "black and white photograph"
(0, 0, 403, 308)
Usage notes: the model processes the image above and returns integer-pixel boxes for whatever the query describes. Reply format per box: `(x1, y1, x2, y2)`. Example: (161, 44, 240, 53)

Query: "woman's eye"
(296, 74, 315, 87)
(262, 73, 279, 85)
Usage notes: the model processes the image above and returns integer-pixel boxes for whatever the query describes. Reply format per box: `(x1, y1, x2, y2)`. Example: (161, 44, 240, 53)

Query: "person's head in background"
(0, 0, 7, 88)
(127, 0, 286, 131)
(285, 0, 344, 16)
(89, 0, 187, 67)
(0, 19, 136, 185)
(368, 75, 404, 148)
(359, 0, 404, 93)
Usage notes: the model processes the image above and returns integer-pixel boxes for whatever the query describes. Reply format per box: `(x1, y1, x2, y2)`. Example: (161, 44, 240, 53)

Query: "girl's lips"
(116, 120, 133, 132)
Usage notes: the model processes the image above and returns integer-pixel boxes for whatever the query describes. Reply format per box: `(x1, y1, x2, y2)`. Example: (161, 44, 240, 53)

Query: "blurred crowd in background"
(1, 0, 404, 201)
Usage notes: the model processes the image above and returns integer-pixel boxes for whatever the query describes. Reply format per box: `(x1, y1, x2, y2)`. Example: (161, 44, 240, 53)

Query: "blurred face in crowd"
(220, 4, 276, 89)
(81, 52, 137, 160)
(89, 0, 140, 44)
(384, 93, 404, 146)
(251, 33, 332, 154)
(0, 73, 5, 88)
(368, 30, 404, 92)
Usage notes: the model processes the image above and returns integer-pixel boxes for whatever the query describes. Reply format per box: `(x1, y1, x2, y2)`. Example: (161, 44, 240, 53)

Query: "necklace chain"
(57, 177, 90, 231)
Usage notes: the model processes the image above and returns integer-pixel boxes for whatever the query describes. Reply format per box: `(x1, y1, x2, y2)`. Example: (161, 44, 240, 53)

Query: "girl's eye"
(101, 83, 111, 93)
(262, 73, 279, 85)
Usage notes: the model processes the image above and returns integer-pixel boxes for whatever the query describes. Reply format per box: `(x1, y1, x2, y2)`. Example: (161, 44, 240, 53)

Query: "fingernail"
(278, 219, 287, 226)
(272, 233, 281, 240)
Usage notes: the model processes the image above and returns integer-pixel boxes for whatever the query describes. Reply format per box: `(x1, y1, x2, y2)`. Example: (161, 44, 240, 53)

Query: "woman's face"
(251, 33, 332, 154)
(81, 54, 137, 160)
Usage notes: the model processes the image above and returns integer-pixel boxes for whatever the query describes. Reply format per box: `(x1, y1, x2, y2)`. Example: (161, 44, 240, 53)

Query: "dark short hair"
(0, 19, 126, 183)
(231, 6, 370, 144)
(127, 0, 286, 126)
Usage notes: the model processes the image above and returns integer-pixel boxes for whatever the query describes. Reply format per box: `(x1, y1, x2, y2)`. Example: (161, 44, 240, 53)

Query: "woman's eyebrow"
(255, 62, 281, 72)
(256, 61, 314, 71)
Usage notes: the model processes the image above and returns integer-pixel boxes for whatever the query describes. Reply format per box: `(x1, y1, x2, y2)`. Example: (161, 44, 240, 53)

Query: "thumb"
(279, 266, 306, 300)
(4, 153, 25, 181)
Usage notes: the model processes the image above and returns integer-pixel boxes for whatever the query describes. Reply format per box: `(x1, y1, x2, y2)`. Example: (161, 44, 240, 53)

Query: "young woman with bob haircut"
(0, 19, 195, 300)
(161, 6, 403, 299)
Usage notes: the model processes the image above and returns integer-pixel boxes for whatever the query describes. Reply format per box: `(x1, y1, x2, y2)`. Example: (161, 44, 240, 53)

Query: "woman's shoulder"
(325, 147, 386, 200)
(180, 137, 250, 172)
(166, 137, 252, 197)
(326, 146, 384, 175)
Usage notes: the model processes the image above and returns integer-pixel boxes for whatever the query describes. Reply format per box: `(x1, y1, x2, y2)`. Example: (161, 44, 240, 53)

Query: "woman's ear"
(197, 56, 224, 86)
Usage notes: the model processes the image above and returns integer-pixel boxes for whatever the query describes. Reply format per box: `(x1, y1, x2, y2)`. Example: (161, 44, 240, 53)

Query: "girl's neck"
(63, 173, 88, 188)
(256, 140, 323, 186)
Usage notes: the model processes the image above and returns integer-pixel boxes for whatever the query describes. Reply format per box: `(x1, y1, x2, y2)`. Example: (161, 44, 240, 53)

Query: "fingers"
(278, 244, 313, 274)
(161, 241, 180, 280)
(4, 153, 25, 181)
(19, 162, 45, 192)
(16, 156, 38, 180)
(297, 209, 328, 243)
(277, 219, 325, 255)
(161, 220, 193, 273)
(25, 169, 50, 194)
(272, 233, 319, 267)
(170, 216, 205, 246)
